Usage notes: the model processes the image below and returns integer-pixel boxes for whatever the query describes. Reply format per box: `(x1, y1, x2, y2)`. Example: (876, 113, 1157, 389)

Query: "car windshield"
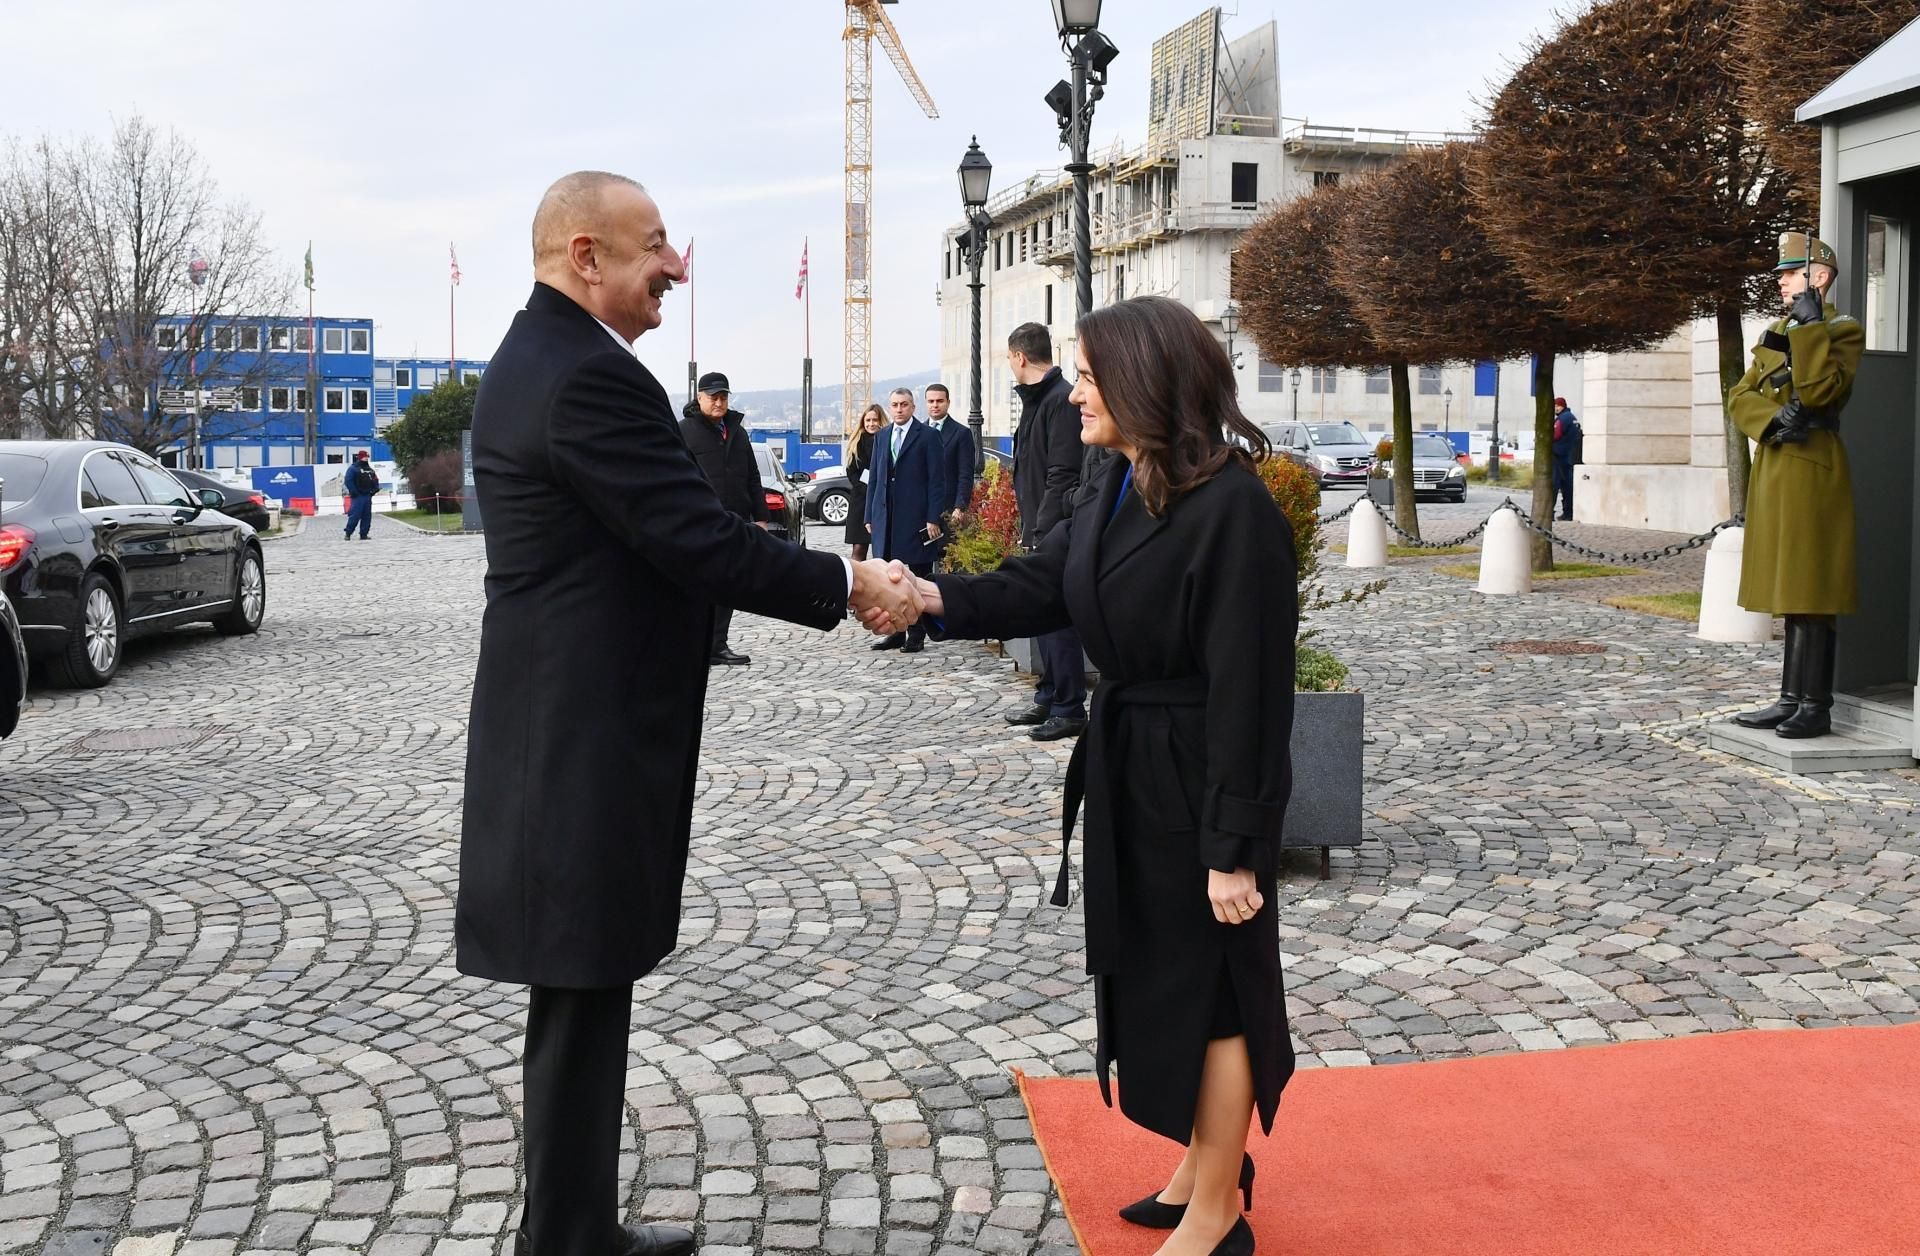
(1414, 436, 1459, 460)
(1307, 424, 1367, 447)
(753, 445, 781, 480)
(0, 453, 49, 505)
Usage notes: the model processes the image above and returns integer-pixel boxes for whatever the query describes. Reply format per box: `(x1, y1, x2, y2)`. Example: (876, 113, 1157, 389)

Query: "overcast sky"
(5, 1, 1569, 393)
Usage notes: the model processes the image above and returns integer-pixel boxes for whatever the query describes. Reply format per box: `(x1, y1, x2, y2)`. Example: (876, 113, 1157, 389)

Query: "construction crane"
(844, 0, 937, 436)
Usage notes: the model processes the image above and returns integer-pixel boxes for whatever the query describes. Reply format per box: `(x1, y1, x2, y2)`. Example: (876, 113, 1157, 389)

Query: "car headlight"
(1313, 455, 1337, 470)
(1446, 465, 1465, 478)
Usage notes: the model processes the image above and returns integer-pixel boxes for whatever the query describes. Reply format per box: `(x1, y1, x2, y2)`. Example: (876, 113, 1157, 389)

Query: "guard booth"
(1799, 18, 1920, 759)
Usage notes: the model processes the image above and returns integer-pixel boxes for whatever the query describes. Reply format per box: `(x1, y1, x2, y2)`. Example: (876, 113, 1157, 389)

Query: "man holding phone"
(865, 387, 949, 654)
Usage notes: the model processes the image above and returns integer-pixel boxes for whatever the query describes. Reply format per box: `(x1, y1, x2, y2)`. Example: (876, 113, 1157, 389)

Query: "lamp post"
(1443, 385, 1453, 449)
(957, 137, 994, 473)
(1290, 367, 1301, 424)
(1050, 0, 1117, 319)
(186, 249, 210, 470)
(1488, 360, 1503, 483)
(1220, 302, 1241, 370)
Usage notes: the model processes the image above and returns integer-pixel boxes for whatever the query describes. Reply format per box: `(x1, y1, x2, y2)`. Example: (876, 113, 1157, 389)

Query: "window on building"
(1418, 365, 1442, 395)
(1865, 215, 1909, 352)
(1231, 162, 1259, 207)
(944, 248, 951, 280)
(993, 237, 1002, 271)
(294, 387, 309, 411)
(270, 327, 290, 352)
(1094, 191, 1104, 222)
(374, 365, 393, 388)
(324, 386, 346, 411)
(1044, 285, 1053, 326)
(348, 328, 369, 353)
(269, 387, 289, 411)
(239, 326, 261, 352)
(292, 328, 312, 353)
(1365, 366, 1390, 394)
(1019, 227, 1028, 264)
(155, 325, 179, 350)
(240, 387, 261, 411)
(1258, 360, 1288, 393)
(1114, 265, 1125, 302)
(1312, 170, 1340, 188)
(323, 327, 345, 354)
(1313, 367, 1338, 394)
(349, 387, 370, 412)
(212, 326, 235, 352)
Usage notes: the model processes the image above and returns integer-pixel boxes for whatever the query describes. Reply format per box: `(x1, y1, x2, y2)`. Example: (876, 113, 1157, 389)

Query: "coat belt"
(1056, 674, 1207, 972)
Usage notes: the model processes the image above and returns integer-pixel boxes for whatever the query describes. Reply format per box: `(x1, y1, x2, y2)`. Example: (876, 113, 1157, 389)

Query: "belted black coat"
(457, 283, 849, 989)
(931, 454, 1298, 1142)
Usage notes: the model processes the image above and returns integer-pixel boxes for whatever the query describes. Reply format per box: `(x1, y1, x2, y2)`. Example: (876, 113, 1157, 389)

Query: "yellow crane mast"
(844, 0, 937, 436)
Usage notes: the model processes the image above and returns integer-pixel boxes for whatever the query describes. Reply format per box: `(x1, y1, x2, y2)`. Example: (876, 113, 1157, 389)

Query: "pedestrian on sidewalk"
(1005, 323, 1088, 741)
(1550, 398, 1582, 521)
(343, 451, 379, 540)
(844, 404, 885, 562)
(679, 371, 771, 667)
(904, 296, 1297, 1256)
(865, 387, 947, 655)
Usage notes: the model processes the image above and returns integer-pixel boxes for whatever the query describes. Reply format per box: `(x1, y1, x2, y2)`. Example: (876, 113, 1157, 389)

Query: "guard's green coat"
(1726, 304, 1863, 616)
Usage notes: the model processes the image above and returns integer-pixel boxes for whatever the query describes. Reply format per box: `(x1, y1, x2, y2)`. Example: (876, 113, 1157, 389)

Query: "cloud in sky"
(3, 0, 1567, 393)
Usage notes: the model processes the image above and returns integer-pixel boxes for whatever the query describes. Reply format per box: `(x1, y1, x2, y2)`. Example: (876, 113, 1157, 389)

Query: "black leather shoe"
(515, 1223, 697, 1256)
(1118, 1153, 1255, 1229)
(1031, 715, 1087, 742)
(871, 634, 906, 651)
(1004, 704, 1050, 726)
(712, 648, 751, 666)
(901, 638, 924, 654)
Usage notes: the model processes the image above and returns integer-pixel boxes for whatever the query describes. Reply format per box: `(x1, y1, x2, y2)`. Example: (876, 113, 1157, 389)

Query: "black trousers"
(524, 984, 632, 1256)
(1034, 626, 1088, 717)
(905, 563, 933, 645)
(710, 605, 733, 653)
(1553, 459, 1575, 519)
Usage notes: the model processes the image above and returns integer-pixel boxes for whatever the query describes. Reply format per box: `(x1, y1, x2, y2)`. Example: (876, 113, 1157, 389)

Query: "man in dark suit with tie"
(459, 171, 918, 1256)
(924, 382, 976, 535)
(866, 387, 948, 654)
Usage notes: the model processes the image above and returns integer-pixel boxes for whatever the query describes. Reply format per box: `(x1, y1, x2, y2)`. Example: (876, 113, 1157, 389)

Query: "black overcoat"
(678, 405, 771, 523)
(843, 430, 875, 546)
(457, 283, 848, 989)
(865, 419, 949, 568)
(1011, 367, 1081, 549)
(932, 455, 1297, 1142)
(931, 417, 976, 516)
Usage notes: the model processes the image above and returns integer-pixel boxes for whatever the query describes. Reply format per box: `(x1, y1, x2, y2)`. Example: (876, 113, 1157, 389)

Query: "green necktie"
(892, 425, 903, 459)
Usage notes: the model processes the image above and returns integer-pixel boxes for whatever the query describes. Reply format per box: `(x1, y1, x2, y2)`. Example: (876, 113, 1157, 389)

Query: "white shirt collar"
(592, 316, 633, 352)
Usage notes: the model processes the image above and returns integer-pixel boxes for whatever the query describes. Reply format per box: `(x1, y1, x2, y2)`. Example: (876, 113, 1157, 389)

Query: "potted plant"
(1260, 455, 1382, 878)
(1364, 436, 1394, 508)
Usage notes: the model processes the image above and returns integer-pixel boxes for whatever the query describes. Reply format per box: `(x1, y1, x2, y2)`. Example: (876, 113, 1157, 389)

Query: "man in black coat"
(459, 172, 918, 1256)
(865, 387, 948, 654)
(678, 371, 769, 666)
(1550, 396, 1583, 521)
(923, 382, 976, 534)
(1005, 322, 1087, 740)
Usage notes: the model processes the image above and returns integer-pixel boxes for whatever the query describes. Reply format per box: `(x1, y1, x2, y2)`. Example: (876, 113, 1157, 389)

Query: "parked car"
(1262, 421, 1375, 489)
(0, 441, 267, 689)
(1409, 433, 1470, 502)
(0, 587, 24, 740)
(804, 445, 1011, 525)
(170, 467, 273, 532)
(751, 442, 807, 546)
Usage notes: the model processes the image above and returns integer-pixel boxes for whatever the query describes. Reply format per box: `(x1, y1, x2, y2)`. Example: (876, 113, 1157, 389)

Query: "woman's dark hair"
(1075, 295, 1268, 516)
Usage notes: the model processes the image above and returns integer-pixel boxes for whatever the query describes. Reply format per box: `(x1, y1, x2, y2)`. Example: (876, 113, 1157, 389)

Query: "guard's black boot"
(1777, 617, 1835, 739)
(1733, 617, 1803, 729)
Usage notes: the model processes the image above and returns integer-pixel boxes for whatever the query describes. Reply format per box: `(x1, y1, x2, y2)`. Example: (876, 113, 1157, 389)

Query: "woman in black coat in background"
(911, 296, 1297, 1256)
(844, 403, 886, 558)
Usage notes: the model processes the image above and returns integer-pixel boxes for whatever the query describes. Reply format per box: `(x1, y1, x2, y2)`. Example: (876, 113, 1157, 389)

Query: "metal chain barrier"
(1336, 493, 1744, 564)
(1315, 495, 1364, 525)
(1374, 510, 1495, 550)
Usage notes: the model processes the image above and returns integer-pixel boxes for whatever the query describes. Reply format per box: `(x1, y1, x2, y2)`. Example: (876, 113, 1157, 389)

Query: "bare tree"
(69, 116, 293, 458)
(1472, 0, 1798, 517)
(1333, 142, 1686, 567)
(0, 137, 95, 440)
(1236, 178, 1426, 539)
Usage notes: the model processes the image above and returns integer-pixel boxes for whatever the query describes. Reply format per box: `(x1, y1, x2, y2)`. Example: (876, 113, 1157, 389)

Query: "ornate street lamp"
(187, 248, 210, 470)
(1443, 385, 1453, 447)
(1220, 303, 1241, 369)
(1050, 0, 1117, 319)
(1290, 367, 1302, 423)
(956, 138, 994, 472)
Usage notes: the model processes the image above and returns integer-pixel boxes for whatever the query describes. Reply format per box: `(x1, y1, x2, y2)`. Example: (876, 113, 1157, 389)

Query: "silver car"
(1262, 421, 1375, 489)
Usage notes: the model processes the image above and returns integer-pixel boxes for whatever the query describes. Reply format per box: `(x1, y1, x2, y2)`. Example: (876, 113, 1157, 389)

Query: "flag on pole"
(303, 242, 314, 291)
(683, 238, 693, 284)
(796, 239, 809, 300)
(450, 243, 462, 286)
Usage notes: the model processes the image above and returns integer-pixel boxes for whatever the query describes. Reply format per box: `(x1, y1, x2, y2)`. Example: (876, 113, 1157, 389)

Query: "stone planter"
(1365, 475, 1394, 508)
(1283, 689, 1365, 878)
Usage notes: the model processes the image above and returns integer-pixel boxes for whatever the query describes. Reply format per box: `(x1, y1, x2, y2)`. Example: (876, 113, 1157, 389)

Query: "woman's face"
(863, 410, 884, 434)
(1070, 346, 1126, 453)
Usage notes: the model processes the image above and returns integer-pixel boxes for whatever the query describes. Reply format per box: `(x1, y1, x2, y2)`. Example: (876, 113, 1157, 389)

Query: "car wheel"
(819, 491, 851, 526)
(48, 573, 123, 689)
(215, 548, 266, 636)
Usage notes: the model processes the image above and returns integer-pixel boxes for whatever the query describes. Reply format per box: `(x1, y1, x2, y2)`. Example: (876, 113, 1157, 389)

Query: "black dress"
(931, 454, 1298, 1143)
(844, 430, 875, 546)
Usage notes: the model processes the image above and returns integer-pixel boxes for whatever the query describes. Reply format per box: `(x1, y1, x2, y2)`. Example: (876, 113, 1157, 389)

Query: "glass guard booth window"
(1864, 216, 1908, 352)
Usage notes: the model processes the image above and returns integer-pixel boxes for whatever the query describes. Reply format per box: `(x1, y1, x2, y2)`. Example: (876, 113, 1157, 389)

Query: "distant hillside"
(671, 369, 942, 434)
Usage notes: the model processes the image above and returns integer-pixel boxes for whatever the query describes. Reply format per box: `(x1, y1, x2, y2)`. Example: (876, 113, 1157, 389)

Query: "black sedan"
(170, 467, 274, 532)
(0, 441, 267, 688)
(0, 586, 23, 740)
(751, 442, 807, 546)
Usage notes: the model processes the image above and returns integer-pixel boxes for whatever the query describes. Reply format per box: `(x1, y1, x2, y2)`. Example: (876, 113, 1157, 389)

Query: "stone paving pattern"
(2, 495, 1917, 1256)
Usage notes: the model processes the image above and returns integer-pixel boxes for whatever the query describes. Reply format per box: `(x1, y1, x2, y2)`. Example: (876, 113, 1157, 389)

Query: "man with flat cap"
(459, 171, 919, 1256)
(680, 370, 769, 666)
(1727, 231, 1863, 740)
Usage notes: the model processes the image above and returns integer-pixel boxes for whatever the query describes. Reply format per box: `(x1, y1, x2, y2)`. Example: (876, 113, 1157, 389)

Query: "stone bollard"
(1695, 527, 1772, 643)
(1476, 506, 1532, 595)
(1346, 499, 1389, 568)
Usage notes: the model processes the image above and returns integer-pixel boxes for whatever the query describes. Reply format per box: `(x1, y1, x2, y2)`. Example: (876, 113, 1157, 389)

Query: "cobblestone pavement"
(3, 509, 1917, 1256)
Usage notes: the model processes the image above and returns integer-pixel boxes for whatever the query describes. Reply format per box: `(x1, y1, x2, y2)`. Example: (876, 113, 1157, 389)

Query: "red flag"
(449, 243, 462, 285)
(683, 238, 693, 284)
(796, 239, 809, 300)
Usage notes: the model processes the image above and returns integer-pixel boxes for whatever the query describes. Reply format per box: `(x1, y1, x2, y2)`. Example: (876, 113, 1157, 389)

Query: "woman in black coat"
(844, 404, 885, 557)
(913, 296, 1296, 1256)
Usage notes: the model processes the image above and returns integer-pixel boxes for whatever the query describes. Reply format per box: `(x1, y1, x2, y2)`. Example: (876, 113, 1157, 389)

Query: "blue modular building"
(148, 312, 486, 470)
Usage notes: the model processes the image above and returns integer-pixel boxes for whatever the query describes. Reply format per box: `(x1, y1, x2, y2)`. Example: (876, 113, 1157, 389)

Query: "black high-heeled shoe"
(1209, 1216, 1255, 1256)
(1116, 1152, 1256, 1227)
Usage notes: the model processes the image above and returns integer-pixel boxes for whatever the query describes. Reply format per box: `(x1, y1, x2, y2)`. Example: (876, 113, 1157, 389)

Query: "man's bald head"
(532, 171, 648, 268)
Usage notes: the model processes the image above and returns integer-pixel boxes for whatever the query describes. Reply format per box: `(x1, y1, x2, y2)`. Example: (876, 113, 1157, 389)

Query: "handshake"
(848, 559, 946, 635)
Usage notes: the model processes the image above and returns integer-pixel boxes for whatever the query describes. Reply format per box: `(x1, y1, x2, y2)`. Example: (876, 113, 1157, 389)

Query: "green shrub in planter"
(1257, 454, 1382, 690)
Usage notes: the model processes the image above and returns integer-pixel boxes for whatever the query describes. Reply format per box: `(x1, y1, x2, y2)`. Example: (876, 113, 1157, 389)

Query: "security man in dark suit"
(679, 370, 769, 665)
(924, 382, 977, 538)
(1006, 322, 1087, 740)
(865, 386, 948, 654)
(459, 171, 918, 1256)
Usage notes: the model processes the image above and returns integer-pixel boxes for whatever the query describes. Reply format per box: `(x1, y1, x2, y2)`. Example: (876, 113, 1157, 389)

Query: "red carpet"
(1017, 1023, 1920, 1255)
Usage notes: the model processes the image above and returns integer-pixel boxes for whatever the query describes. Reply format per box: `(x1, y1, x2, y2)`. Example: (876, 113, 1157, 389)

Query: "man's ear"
(568, 233, 599, 285)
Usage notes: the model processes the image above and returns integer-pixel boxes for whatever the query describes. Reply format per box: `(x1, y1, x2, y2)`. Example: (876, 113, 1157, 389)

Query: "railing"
(1283, 121, 1476, 151)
